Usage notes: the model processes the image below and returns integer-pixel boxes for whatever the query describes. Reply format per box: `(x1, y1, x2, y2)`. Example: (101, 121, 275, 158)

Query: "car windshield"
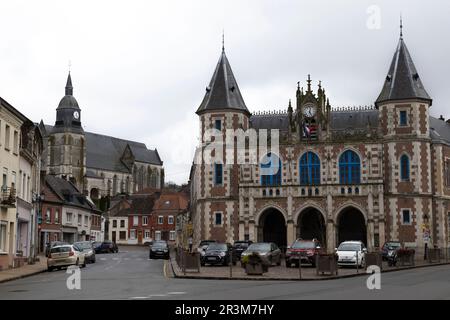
(200, 241, 215, 246)
(234, 242, 249, 247)
(292, 241, 316, 249)
(74, 242, 92, 250)
(152, 242, 167, 248)
(207, 243, 227, 251)
(247, 243, 270, 252)
(338, 243, 362, 251)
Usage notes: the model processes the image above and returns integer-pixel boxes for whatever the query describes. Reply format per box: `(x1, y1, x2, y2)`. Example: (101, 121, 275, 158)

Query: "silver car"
(47, 244, 86, 271)
(240, 242, 282, 266)
(74, 241, 96, 263)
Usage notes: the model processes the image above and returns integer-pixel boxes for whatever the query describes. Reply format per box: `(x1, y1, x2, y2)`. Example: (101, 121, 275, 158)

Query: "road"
(0, 246, 449, 300)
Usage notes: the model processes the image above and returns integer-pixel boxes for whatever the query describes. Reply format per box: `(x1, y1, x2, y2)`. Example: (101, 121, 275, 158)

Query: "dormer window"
(399, 111, 408, 126)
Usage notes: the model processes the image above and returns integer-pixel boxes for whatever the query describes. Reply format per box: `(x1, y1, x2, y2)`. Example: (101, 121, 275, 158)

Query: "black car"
(94, 240, 118, 254)
(201, 243, 232, 266)
(232, 240, 253, 261)
(149, 241, 169, 259)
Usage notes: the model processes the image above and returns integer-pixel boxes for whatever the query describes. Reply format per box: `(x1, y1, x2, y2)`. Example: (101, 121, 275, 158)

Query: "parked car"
(94, 240, 118, 254)
(73, 241, 96, 263)
(240, 242, 281, 267)
(201, 243, 233, 266)
(232, 240, 253, 261)
(149, 240, 169, 259)
(285, 239, 324, 267)
(45, 241, 68, 257)
(336, 241, 367, 267)
(381, 241, 402, 261)
(47, 244, 86, 271)
(197, 240, 217, 256)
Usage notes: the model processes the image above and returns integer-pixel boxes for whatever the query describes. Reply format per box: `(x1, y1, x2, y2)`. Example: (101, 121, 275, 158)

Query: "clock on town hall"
(303, 103, 316, 118)
(73, 111, 80, 120)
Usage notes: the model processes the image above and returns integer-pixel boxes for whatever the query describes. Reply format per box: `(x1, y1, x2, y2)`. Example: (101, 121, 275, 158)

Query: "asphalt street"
(0, 246, 449, 300)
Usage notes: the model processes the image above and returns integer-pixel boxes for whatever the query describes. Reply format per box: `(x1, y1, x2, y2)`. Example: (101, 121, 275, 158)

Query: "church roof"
(376, 37, 431, 106)
(43, 124, 162, 174)
(430, 116, 450, 144)
(196, 49, 250, 115)
(57, 73, 80, 110)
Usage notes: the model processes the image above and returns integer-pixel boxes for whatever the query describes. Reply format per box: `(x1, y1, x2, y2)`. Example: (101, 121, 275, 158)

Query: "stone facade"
(190, 36, 450, 255)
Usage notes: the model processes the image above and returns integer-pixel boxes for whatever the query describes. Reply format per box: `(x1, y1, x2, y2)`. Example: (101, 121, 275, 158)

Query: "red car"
(285, 239, 324, 267)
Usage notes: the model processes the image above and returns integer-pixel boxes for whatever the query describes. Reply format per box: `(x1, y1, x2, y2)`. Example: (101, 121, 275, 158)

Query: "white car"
(47, 244, 86, 271)
(335, 241, 367, 267)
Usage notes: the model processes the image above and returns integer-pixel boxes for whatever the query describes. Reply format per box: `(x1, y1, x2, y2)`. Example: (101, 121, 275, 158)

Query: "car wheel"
(200, 261, 205, 266)
(47, 266, 54, 272)
(75, 259, 79, 266)
(82, 260, 87, 268)
(286, 261, 291, 268)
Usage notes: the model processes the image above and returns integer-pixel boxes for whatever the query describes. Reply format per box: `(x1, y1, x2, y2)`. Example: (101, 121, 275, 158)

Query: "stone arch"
(256, 206, 287, 249)
(336, 204, 367, 246)
(90, 188, 99, 200)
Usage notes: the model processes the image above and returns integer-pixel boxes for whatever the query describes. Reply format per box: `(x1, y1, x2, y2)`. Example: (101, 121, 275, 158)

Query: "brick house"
(190, 30, 450, 256)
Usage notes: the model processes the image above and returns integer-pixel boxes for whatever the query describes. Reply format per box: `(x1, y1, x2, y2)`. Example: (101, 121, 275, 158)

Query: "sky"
(0, 0, 449, 184)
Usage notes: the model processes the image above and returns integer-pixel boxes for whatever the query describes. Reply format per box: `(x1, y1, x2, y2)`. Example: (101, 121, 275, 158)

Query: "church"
(39, 73, 164, 208)
(189, 29, 450, 256)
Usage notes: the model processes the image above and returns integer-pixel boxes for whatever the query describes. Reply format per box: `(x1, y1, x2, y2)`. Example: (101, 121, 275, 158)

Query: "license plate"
(207, 257, 216, 261)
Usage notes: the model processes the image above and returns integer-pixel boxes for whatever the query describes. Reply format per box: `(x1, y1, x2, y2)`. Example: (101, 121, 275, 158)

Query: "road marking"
(124, 258, 130, 261)
(167, 292, 187, 295)
(112, 257, 119, 260)
(100, 258, 107, 261)
(130, 297, 149, 300)
(163, 260, 168, 278)
(147, 294, 167, 298)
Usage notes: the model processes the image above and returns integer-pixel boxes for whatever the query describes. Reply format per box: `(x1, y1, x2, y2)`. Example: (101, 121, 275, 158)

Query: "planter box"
(245, 263, 265, 275)
(398, 251, 415, 266)
(427, 248, 441, 263)
(316, 254, 338, 276)
(365, 252, 383, 270)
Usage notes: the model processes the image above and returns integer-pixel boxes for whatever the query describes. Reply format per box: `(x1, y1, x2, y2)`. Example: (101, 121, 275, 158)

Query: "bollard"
(356, 250, 359, 274)
(298, 253, 302, 280)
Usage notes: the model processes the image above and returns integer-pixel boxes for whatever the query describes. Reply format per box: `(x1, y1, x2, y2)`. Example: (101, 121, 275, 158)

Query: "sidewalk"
(0, 256, 47, 284)
(169, 256, 450, 281)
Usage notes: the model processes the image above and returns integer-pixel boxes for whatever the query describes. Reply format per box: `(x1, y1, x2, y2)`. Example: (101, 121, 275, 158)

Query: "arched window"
(299, 152, 320, 185)
(339, 150, 361, 184)
(400, 154, 410, 181)
(112, 175, 118, 195)
(260, 153, 282, 186)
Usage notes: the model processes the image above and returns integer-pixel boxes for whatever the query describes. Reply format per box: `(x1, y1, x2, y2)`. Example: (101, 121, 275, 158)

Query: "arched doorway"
(90, 188, 99, 200)
(258, 208, 287, 248)
(297, 208, 326, 245)
(337, 207, 367, 245)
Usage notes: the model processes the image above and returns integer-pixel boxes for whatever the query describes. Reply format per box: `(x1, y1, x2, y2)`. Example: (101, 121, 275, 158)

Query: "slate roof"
(57, 73, 79, 110)
(376, 38, 431, 106)
(430, 116, 450, 144)
(44, 175, 99, 212)
(330, 110, 379, 130)
(250, 114, 289, 130)
(196, 49, 250, 115)
(42, 124, 162, 174)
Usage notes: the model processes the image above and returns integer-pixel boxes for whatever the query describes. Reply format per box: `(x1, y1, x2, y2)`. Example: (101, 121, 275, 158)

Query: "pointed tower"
(193, 46, 250, 245)
(48, 73, 86, 191)
(377, 23, 433, 253)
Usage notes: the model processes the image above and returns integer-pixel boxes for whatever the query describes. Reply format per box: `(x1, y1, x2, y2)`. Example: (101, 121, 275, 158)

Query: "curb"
(169, 259, 450, 282)
(0, 268, 48, 284)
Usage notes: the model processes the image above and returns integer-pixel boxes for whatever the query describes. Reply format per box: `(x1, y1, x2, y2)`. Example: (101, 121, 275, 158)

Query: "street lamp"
(30, 191, 45, 264)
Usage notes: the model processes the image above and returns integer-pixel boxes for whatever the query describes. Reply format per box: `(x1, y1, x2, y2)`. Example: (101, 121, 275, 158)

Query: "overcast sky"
(0, 0, 449, 184)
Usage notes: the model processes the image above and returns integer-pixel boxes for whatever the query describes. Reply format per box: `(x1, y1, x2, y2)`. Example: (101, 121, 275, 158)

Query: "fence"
(175, 246, 201, 274)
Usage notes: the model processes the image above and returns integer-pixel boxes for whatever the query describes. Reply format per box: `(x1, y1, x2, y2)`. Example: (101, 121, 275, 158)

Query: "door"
(112, 231, 116, 243)
(138, 230, 143, 244)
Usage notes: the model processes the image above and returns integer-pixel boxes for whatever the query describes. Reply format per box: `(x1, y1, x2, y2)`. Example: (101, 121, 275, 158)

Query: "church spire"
(65, 72, 73, 96)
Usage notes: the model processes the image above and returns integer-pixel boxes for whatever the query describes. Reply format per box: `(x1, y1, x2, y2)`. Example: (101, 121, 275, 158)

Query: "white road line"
(112, 257, 119, 260)
(100, 258, 107, 261)
(130, 297, 149, 300)
(167, 292, 187, 295)
(147, 294, 167, 298)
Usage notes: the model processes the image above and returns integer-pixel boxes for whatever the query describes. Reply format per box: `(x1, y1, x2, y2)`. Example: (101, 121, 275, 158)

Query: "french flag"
(302, 122, 311, 137)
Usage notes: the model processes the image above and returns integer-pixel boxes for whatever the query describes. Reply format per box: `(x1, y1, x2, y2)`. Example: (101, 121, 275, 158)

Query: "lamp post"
(30, 191, 44, 264)
(423, 214, 430, 260)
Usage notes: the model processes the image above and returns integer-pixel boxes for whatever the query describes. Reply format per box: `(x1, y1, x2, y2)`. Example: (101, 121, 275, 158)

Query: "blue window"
(215, 119, 222, 131)
(400, 111, 407, 126)
(400, 154, 410, 181)
(214, 163, 223, 185)
(260, 153, 282, 186)
(299, 152, 321, 185)
(339, 150, 361, 184)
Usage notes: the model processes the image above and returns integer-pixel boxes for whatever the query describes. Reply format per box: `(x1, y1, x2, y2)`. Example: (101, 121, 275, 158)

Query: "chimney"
(439, 115, 445, 121)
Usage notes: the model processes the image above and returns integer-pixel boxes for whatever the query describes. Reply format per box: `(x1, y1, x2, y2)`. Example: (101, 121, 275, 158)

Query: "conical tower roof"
(196, 49, 250, 115)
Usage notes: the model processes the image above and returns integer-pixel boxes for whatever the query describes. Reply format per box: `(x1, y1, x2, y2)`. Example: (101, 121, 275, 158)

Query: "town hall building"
(190, 30, 450, 256)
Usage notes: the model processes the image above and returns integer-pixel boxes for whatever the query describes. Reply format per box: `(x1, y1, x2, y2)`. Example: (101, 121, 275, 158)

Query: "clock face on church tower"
(73, 111, 80, 120)
(303, 103, 316, 118)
